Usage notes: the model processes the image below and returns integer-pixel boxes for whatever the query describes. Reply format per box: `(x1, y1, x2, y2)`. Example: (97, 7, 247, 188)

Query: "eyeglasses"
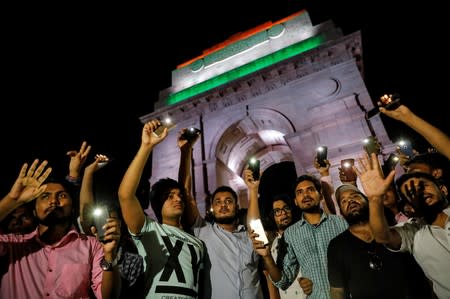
(368, 250, 382, 271)
(272, 206, 291, 216)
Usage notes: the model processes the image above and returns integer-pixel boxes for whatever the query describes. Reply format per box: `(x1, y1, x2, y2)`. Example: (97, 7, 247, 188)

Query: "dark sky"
(1, 1, 448, 195)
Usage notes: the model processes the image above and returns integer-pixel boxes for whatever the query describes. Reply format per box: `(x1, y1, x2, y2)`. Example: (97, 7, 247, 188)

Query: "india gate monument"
(140, 10, 394, 215)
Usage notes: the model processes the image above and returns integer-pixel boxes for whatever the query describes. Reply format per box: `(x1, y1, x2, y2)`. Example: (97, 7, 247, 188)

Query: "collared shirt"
(0, 226, 104, 299)
(193, 216, 263, 299)
(271, 233, 306, 299)
(394, 207, 450, 298)
(273, 212, 348, 299)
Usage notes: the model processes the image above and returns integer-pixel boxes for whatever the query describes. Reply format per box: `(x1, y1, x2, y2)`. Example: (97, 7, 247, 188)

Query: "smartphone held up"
(92, 206, 110, 243)
(248, 157, 260, 180)
(315, 146, 328, 167)
(363, 136, 381, 156)
(153, 118, 177, 137)
(340, 158, 357, 182)
(249, 218, 269, 245)
(181, 127, 201, 141)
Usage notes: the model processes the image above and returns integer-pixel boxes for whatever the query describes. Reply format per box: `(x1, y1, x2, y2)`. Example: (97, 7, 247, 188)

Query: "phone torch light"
(93, 208, 104, 217)
(249, 157, 257, 164)
(343, 162, 352, 168)
(316, 146, 324, 152)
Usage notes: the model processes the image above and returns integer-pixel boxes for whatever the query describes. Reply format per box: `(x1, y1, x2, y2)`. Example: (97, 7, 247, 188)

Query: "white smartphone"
(249, 218, 269, 245)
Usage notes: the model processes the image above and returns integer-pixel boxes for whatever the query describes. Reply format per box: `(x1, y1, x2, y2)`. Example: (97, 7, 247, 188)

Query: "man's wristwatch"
(100, 256, 118, 271)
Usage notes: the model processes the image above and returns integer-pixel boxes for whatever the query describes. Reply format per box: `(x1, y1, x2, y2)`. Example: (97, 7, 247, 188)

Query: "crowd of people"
(1, 100, 449, 299)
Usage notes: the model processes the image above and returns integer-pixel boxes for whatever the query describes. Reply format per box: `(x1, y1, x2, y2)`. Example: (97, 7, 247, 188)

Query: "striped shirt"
(273, 212, 348, 299)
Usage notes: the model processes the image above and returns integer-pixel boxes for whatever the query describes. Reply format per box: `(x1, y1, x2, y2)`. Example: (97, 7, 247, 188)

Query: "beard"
(39, 208, 71, 226)
(213, 215, 237, 224)
(344, 204, 369, 225)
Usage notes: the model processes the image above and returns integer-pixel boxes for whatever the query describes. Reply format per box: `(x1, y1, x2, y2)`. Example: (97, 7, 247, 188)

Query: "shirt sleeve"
(272, 231, 299, 290)
(90, 238, 106, 299)
(327, 238, 344, 288)
(391, 220, 422, 253)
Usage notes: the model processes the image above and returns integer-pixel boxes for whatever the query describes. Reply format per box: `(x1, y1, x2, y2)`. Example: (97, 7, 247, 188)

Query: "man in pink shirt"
(0, 159, 122, 299)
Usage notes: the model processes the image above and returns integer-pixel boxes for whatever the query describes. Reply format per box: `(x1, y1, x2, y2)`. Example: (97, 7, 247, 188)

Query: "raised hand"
(67, 141, 92, 178)
(142, 120, 168, 147)
(354, 153, 395, 199)
(8, 159, 52, 204)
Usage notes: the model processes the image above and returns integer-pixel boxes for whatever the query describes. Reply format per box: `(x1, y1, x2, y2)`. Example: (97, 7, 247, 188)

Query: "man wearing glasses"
(327, 184, 432, 299)
(264, 194, 311, 298)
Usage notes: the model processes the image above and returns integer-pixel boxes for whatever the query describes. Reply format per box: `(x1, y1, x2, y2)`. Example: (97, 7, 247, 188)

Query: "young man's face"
(338, 189, 369, 224)
(294, 180, 321, 212)
(5, 206, 36, 234)
(399, 177, 447, 223)
(161, 188, 185, 220)
(272, 200, 292, 231)
(34, 183, 73, 226)
(211, 191, 238, 224)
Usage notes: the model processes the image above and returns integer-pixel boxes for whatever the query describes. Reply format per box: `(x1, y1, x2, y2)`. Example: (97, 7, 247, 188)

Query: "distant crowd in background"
(1, 98, 449, 299)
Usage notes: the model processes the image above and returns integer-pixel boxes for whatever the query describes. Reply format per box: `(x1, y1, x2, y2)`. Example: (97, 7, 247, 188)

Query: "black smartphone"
(153, 118, 176, 137)
(248, 158, 260, 180)
(315, 146, 328, 167)
(384, 153, 399, 172)
(378, 93, 401, 111)
(92, 206, 110, 243)
(397, 139, 414, 157)
(363, 136, 380, 155)
(341, 158, 357, 182)
(181, 127, 201, 141)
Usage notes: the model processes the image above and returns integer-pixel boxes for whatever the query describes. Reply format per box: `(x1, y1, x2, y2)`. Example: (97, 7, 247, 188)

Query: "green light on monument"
(167, 35, 325, 105)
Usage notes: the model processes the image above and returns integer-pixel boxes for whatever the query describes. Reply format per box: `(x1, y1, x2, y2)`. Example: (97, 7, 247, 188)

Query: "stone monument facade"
(140, 10, 394, 215)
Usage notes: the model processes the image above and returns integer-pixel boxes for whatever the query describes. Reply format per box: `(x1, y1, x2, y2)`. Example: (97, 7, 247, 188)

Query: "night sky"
(1, 1, 448, 195)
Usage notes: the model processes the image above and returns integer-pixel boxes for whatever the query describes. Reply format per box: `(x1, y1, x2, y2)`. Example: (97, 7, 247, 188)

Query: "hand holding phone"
(181, 127, 201, 142)
(92, 206, 110, 242)
(248, 158, 260, 180)
(249, 218, 269, 245)
(153, 118, 177, 137)
(315, 146, 328, 167)
(378, 93, 401, 110)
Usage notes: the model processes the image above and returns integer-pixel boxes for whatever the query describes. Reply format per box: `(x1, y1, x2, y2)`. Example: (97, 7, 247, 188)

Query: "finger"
(79, 141, 87, 153)
(38, 167, 52, 183)
(82, 145, 92, 158)
(33, 160, 48, 179)
(18, 163, 28, 179)
(27, 159, 39, 177)
(66, 150, 77, 157)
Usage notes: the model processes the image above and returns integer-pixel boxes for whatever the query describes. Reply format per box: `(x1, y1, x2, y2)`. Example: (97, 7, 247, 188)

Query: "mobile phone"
(341, 158, 357, 182)
(397, 139, 414, 157)
(363, 136, 380, 155)
(153, 118, 176, 137)
(181, 127, 201, 141)
(249, 218, 269, 245)
(378, 93, 401, 111)
(384, 153, 399, 172)
(248, 158, 260, 180)
(315, 146, 328, 167)
(92, 206, 110, 242)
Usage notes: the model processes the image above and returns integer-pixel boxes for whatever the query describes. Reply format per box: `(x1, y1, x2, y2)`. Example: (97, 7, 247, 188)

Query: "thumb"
(66, 151, 77, 157)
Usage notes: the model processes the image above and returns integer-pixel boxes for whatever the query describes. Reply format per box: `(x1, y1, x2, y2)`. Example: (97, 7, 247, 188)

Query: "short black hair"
(211, 186, 238, 203)
(293, 174, 322, 194)
(149, 178, 186, 223)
